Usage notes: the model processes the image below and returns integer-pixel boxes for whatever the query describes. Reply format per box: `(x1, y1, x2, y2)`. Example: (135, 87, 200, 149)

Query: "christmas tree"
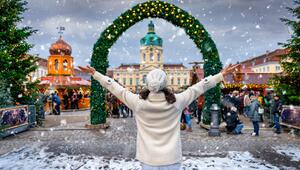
(0, 0, 38, 105)
(272, 0, 300, 105)
(0, 78, 13, 108)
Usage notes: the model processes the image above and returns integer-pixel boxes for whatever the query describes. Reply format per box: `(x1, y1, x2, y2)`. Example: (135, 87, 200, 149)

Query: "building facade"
(110, 21, 191, 92)
(223, 49, 287, 91)
(29, 57, 48, 82)
(238, 49, 286, 74)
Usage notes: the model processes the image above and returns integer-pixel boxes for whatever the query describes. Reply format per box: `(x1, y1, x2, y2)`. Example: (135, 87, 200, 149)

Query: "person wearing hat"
(271, 94, 282, 134)
(79, 65, 230, 169)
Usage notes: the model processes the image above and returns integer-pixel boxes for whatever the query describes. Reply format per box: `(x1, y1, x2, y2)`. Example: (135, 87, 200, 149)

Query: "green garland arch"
(90, 0, 222, 125)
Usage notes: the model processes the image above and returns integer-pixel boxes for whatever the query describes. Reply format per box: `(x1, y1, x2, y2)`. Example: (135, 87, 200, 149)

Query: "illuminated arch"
(90, 0, 222, 125)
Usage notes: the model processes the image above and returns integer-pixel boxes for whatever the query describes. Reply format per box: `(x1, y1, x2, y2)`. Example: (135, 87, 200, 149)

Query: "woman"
(79, 65, 230, 170)
(248, 94, 261, 136)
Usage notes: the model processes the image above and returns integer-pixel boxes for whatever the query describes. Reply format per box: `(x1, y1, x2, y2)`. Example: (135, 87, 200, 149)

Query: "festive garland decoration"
(90, 0, 222, 125)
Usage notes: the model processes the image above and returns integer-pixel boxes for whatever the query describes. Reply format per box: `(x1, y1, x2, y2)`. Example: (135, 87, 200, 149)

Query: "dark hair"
(139, 88, 176, 104)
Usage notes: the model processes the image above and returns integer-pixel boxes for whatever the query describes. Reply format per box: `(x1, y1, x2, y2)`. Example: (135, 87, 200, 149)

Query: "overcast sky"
(21, 0, 294, 68)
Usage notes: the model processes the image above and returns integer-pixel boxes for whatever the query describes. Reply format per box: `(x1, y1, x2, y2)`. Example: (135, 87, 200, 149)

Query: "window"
(267, 66, 270, 72)
(143, 75, 147, 84)
(136, 78, 139, 85)
(130, 78, 133, 85)
(184, 79, 187, 85)
(263, 67, 265, 72)
(150, 53, 154, 61)
(177, 78, 181, 85)
(123, 78, 126, 85)
(117, 73, 120, 76)
(158, 53, 160, 61)
(171, 78, 174, 85)
(276, 66, 281, 71)
(252, 61, 255, 66)
(143, 53, 146, 61)
(54, 59, 59, 70)
(63, 60, 68, 71)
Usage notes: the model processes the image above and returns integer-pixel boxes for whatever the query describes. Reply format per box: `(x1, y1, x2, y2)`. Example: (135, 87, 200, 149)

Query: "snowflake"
(255, 25, 261, 29)
(232, 26, 237, 31)
(65, 18, 70, 23)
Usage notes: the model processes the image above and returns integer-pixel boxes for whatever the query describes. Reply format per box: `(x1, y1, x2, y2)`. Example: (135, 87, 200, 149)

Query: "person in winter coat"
(79, 65, 230, 170)
(271, 94, 282, 134)
(51, 93, 61, 115)
(183, 107, 193, 132)
(225, 106, 244, 134)
(243, 90, 251, 117)
(248, 94, 260, 136)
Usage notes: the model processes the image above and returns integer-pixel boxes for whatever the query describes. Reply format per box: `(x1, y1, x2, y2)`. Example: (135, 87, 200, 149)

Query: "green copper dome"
(140, 21, 163, 47)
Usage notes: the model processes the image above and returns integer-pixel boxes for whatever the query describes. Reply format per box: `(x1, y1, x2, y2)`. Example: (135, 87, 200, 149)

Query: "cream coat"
(92, 71, 224, 166)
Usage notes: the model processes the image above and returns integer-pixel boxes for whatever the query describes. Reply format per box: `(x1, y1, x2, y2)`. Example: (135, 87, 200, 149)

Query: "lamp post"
(208, 103, 221, 136)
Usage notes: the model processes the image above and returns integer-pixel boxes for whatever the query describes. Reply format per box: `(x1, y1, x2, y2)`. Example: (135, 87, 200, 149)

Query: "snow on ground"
(273, 145, 300, 162)
(0, 146, 280, 170)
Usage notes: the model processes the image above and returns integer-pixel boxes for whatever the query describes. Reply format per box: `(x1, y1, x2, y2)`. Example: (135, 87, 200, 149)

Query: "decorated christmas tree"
(0, 78, 13, 108)
(0, 0, 38, 105)
(272, 0, 300, 105)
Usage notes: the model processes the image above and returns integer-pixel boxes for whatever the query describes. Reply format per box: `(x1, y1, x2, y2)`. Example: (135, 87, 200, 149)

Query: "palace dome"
(140, 21, 163, 47)
(49, 36, 72, 55)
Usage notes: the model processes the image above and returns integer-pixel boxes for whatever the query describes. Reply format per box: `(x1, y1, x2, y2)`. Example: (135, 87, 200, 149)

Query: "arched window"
(158, 53, 160, 61)
(143, 75, 147, 84)
(63, 60, 68, 71)
(150, 53, 154, 61)
(54, 59, 59, 70)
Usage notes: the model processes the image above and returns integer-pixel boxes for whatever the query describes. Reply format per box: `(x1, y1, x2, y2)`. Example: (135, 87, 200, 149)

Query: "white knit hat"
(146, 69, 167, 93)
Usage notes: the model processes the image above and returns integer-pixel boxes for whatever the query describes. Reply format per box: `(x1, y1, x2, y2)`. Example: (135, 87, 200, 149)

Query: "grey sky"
(22, 0, 294, 68)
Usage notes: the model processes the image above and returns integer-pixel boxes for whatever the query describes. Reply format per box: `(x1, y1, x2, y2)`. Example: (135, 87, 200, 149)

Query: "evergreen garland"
(91, 0, 222, 125)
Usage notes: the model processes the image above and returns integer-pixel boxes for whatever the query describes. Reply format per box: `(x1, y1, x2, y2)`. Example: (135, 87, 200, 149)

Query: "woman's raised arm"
(78, 66, 139, 111)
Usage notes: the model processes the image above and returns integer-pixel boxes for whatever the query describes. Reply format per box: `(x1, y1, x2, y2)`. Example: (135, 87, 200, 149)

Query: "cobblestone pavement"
(0, 111, 300, 169)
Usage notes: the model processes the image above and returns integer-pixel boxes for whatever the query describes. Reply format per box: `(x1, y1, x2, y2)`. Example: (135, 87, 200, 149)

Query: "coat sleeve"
(174, 73, 224, 110)
(92, 71, 139, 111)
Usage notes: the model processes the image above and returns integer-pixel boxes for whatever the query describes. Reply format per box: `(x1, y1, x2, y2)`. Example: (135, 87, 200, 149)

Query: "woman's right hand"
(78, 65, 96, 75)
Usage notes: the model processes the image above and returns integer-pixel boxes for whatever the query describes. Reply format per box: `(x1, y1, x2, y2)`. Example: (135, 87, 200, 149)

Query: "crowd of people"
(178, 88, 283, 135)
(105, 92, 133, 118)
(44, 90, 90, 115)
(222, 89, 283, 136)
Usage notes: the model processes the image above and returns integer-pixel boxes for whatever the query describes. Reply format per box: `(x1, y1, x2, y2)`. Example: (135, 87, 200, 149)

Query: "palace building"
(110, 21, 191, 92)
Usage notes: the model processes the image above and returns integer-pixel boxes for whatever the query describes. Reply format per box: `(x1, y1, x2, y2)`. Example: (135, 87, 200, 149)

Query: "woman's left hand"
(78, 65, 96, 75)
